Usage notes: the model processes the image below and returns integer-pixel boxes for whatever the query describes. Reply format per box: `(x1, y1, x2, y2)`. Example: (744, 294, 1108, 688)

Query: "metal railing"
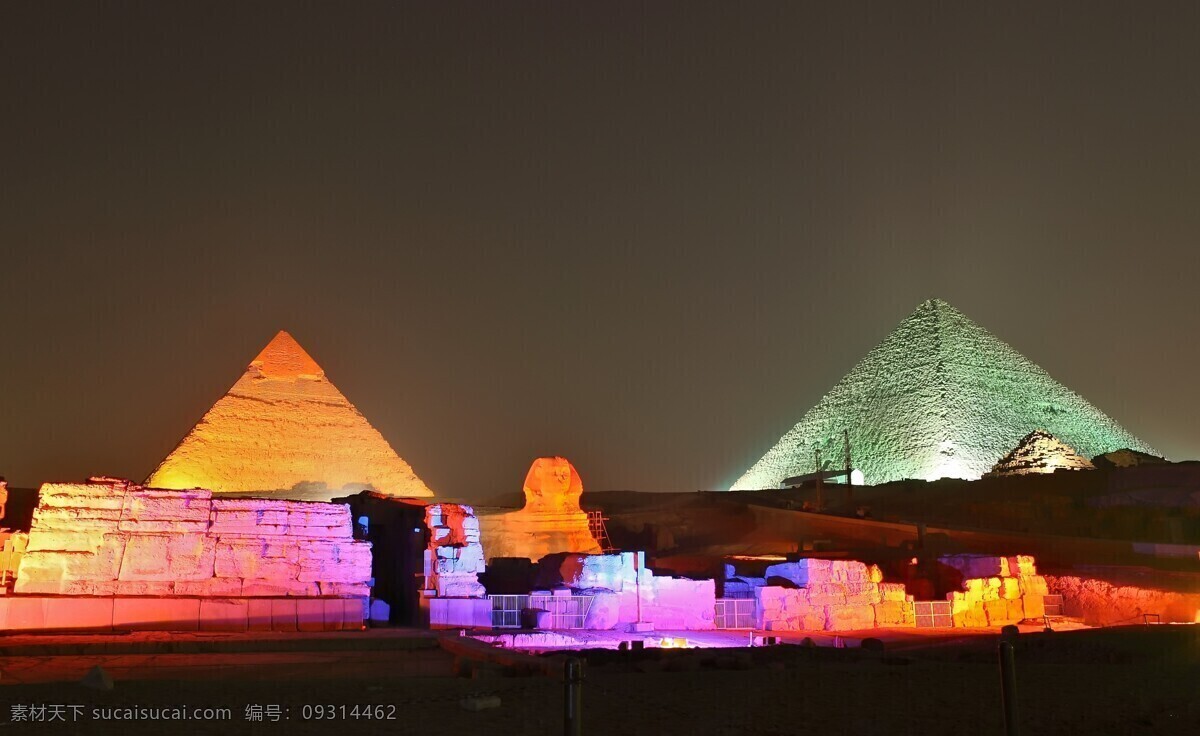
(1041, 594, 1064, 617)
(489, 594, 593, 629)
(714, 598, 756, 629)
(914, 600, 953, 628)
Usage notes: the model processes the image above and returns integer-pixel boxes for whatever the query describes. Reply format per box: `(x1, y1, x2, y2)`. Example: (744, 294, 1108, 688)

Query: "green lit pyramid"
(730, 299, 1158, 489)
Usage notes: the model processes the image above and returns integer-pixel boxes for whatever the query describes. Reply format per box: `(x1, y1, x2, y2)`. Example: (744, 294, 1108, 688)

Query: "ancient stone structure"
(3, 479, 371, 631)
(479, 457, 602, 561)
(422, 503, 490, 628)
(731, 299, 1157, 489)
(1044, 573, 1200, 625)
(745, 559, 914, 631)
(986, 429, 1096, 477)
(540, 551, 717, 631)
(940, 554, 1048, 626)
(147, 331, 433, 501)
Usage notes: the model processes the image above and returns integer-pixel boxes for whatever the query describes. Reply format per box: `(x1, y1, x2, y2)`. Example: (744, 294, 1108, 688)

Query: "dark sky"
(2, 3, 1198, 500)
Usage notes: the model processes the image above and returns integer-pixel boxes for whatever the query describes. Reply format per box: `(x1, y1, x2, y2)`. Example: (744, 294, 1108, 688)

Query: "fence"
(489, 594, 593, 629)
(714, 598, 757, 629)
(913, 600, 953, 628)
(1042, 594, 1064, 617)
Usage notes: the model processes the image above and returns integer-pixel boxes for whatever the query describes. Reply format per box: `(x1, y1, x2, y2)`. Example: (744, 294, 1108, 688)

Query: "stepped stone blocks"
(987, 429, 1096, 477)
(12, 479, 372, 609)
(941, 555, 1048, 626)
(478, 457, 602, 562)
(751, 559, 915, 631)
(146, 330, 433, 501)
(731, 299, 1157, 489)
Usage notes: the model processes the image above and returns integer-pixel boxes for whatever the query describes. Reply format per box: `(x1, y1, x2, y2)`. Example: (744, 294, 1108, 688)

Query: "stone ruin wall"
(940, 555, 1048, 626)
(745, 559, 914, 632)
(543, 552, 717, 631)
(1043, 574, 1200, 626)
(423, 502, 485, 598)
(14, 479, 372, 599)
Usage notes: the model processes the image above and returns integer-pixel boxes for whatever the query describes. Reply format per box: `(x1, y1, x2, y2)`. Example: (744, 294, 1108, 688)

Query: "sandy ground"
(0, 625, 1195, 735)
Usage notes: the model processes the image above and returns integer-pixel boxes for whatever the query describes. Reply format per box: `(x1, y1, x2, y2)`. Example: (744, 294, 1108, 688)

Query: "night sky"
(2, 4, 1198, 500)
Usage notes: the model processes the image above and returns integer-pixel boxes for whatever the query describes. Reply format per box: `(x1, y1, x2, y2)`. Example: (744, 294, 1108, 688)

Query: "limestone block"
(271, 599, 299, 631)
(952, 604, 989, 628)
(984, 598, 1016, 625)
(118, 534, 215, 581)
(215, 540, 301, 580)
(322, 598, 344, 631)
(25, 530, 107, 553)
(211, 498, 291, 513)
(118, 519, 211, 534)
(37, 491, 125, 510)
(824, 604, 875, 631)
(248, 599, 273, 631)
(438, 579, 486, 598)
(764, 558, 832, 587)
(642, 578, 716, 630)
(843, 582, 881, 605)
(583, 592, 621, 630)
(872, 601, 916, 627)
(122, 491, 212, 523)
(806, 582, 847, 606)
(15, 537, 127, 588)
(31, 506, 123, 532)
(242, 580, 321, 597)
(343, 598, 366, 630)
(199, 599, 249, 632)
(210, 509, 289, 530)
(557, 553, 631, 592)
(297, 599, 325, 632)
(112, 598, 200, 631)
(116, 581, 177, 596)
(318, 582, 372, 597)
(43, 596, 115, 631)
(1022, 593, 1045, 620)
(1007, 555, 1037, 576)
(176, 578, 244, 597)
(830, 561, 869, 583)
(1001, 578, 1022, 600)
(1019, 574, 1049, 596)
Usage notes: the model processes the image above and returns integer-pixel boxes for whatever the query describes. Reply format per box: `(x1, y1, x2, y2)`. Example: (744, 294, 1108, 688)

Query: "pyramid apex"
(250, 330, 324, 379)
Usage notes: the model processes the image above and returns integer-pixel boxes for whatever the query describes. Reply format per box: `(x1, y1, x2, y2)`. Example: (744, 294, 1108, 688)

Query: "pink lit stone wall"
(543, 552, 717, 631)
(14, 478, 372, 598)
(753, 559, 915, 632)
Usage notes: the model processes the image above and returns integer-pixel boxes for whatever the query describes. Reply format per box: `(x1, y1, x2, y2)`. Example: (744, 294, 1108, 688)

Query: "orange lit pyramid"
(146, 331, 434, 501)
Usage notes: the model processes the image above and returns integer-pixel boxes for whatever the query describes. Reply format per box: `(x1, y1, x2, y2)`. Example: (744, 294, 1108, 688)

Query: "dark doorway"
(335, 492, 430, 626)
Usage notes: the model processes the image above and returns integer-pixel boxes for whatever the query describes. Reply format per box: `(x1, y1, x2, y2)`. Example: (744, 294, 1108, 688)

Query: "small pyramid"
(731, 299, 1157, 489)
(987, 429, 1095, 476)
(146, 331, 434, 500)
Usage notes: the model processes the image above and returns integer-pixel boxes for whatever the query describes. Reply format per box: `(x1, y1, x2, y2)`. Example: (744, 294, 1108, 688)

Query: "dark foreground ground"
(0, 626, 1196, 735)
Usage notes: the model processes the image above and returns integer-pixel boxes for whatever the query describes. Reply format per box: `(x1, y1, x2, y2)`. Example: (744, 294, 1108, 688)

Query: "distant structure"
(731, 299, 1157, 489)
(478, 457, 602, 561)
(146, 331, 433, 501)
(1092, 448, 1168, 469)
(986, 429, 1095, 477)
